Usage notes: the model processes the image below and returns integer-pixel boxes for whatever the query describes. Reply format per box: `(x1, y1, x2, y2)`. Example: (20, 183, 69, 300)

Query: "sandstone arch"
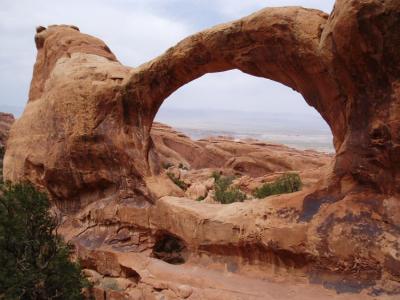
(3, 2, 400, 295)
(132, 7, 340, 144)
(4, 0, 400, 208)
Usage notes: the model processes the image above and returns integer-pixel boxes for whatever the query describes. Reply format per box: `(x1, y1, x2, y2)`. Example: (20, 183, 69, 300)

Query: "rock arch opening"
(151, 231, 188, 265)
(154, 70, 334, 153)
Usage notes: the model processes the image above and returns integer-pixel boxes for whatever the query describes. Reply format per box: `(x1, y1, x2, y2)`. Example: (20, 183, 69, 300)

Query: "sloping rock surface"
(151, 122, 332, 178)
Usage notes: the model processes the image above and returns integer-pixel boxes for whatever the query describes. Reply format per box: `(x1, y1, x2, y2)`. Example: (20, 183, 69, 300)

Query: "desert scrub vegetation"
(196, 196, 205, 202)
(0, 183, 90, 299)
(212, 172, 246, 204)
(167, 172, 188, 190)
(253, 173, 302, 199)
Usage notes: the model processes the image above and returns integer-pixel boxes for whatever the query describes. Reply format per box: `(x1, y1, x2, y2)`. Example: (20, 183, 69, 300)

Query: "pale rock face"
(203, 178, 215, 190)
(145, 175, 184, 200)
(184, 182, 208, 200)
(3, 1, 400, 298)
(202, 190, 217, 204)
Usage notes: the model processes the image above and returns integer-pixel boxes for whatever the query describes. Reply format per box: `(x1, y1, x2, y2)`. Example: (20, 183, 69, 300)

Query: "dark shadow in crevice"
(151, 231, 188, 265)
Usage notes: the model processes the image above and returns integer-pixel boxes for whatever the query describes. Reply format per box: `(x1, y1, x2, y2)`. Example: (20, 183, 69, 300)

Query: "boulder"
(184, 182, 208, 200)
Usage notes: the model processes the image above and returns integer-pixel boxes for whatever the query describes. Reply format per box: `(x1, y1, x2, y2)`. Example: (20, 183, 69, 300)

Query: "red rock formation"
(0, 112, 15, 149)
(3, 0, 400, 298)
(4, 25, 150, 211)
(130, 0, 400, 195)
(5, 1, 400, 205)
(151, 122, 332, 178)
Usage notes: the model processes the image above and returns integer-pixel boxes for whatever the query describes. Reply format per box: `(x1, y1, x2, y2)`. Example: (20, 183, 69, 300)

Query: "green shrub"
(167, 172, 188, 191)
(196, 196, 205, 202)
(211, 171, 221, 182)
(212, 172, 246, 204)
(253, 173, 302, 199)
(0, 183, 89, 299)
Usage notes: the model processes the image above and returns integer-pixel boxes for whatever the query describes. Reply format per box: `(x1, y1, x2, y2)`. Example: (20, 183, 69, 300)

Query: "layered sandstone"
(151, 122, 332, 178)
(58, 125, 399, 298)
(62, 192, 400, 299)
(3, 0, 400, 298)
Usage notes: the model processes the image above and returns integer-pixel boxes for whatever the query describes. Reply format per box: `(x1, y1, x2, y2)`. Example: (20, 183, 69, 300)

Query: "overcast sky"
(0, 0, 335, 117)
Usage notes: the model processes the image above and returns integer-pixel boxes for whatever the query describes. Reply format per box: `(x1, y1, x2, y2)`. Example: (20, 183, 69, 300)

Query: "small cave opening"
(151, 231, 188, 265)
(120, 265, 141, 283)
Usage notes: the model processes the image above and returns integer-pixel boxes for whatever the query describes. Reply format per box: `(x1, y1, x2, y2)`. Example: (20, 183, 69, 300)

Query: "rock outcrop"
(58, 125, 399, 298)
(62, 192, 400, 299)
(151, 122, 332, 178)
(0, 113, 15, 149)
(0, 112, 15, 182)
(3, 0, 400, 298)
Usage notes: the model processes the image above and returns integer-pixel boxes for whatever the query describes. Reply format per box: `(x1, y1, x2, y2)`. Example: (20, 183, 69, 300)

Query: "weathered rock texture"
(0, 113, 15, 149)
(3, 0, 400, 298)
(151, 123, 332, 178)
(62, 191, 400, 299)
(4, 0, 400, 207)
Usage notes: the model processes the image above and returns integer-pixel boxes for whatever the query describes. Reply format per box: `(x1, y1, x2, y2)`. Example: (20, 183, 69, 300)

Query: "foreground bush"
(0, 183, 89, 299)
(253, 173, 302, 199)
(212, 172, 246, 204)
